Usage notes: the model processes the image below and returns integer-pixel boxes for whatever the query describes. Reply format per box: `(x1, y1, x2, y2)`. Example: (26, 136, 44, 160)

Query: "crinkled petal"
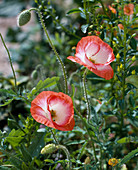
(88, 64, 114, 80)
(67, 56, 96, 69)
(30, 104, 55, 128)
(53, 116, 75, 131)
(75, 36, 115, 65)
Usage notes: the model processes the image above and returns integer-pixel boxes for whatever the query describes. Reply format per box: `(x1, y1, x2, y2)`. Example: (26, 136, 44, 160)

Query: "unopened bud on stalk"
(84, 157, 91, 164)
(41, 144, 57, 154)
(131, 70, 135, 75)
(120, 64, 123, 69)
(17, 10, 31, 26)
(31, 70, 38, 80)
(132, 56, 136, 62)
(117, 66, 120, 72)
(116, 53, 120, 59)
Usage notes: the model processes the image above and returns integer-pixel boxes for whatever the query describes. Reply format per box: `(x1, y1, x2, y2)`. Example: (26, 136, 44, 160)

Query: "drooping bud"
(17, 10, 31, 27)
(41, 144, 57, 154)
(31, 70, 38, 80)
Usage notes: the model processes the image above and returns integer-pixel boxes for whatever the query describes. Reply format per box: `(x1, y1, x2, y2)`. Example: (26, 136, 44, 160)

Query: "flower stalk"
(83, 68, 90, 122)
(74, 107, 98, 166)
(29, 8, 68, 94)
(0, 33, 17, 92)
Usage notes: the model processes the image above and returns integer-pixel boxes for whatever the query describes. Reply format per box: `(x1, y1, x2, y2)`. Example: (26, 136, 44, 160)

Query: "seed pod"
(41, 144, 57, 154)
(17, 10, 31, 26)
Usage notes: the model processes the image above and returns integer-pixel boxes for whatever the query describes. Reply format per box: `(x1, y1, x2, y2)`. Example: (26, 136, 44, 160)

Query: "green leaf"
(27, 77, 60, 99)
(20, 144, 32, 162)
(44, 159, 55, 163)
(117, 136, 138, 144)
(67, 8, 82, 15)
(118, 148, 138, 166)
(126, 75, 138, 88)
(0, 166, 12, 170)
(0, 98, 14, 107)
(81, 24, 89, 34)
(5, 129, 25, 147)
(65, 140, 85, 145)
(28, 132, 45, 157)
(0, 89, 16, 96)
(130, 37, 137, 50)
(105, 128, 111, 140)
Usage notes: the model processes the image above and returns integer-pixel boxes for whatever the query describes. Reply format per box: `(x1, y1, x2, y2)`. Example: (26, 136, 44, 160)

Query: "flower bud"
(116, 53, 120, 59)
(132, 56, 136, 62)
(120, 64, 123, 69)
(17, 10, 31, 27)
(131, 70, 135, 75)
(84, 157, 91, 164)
(41, 144, 57, 154)
(117, 66, 120, 72)
(31, 70, 38, 80)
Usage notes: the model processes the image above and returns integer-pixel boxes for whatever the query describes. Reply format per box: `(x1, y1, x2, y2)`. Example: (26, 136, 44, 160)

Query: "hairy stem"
(56, 145, 72, 170)
(74, 107, 98, 166)
(49, 128, 59, 145)
(30, 8, 68, 94)
(83, 68, 90, 121)
(0, 33, 17, 92)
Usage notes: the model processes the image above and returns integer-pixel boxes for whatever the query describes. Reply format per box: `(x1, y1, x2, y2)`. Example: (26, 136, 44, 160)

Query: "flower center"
(50, 109, 57, 122)
(126, 7, 130, 13)
(87, 57, 96, 63)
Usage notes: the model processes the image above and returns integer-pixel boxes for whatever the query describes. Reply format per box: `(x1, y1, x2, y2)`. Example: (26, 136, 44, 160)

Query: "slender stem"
(74, 107, 98, 165)
(30, 8, 68, 94)
(121, 4, 127, 130)
(83, 0, 89, 24)
(0, 33, 17, 91)
(99, 0, 108, 16)
(100, 146, 102, 169)
(56, 145, 71, 170)
(83, 68, 90, 121)
(49, 128, 59, 145)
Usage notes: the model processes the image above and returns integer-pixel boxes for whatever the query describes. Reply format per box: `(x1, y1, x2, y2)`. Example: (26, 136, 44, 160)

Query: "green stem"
(100, 146, 102, 169)
(0, 33, 17, 92)
(83, 0, 89, 24)
(83, 68, 90, 121)
(30, 8, 68, 94)
(121, 6, 127, 130)
(49, 128, 59, 145)
(56, 145, 71, 170)
(74, 107, 98, 165)
(99, 0, 108, 16)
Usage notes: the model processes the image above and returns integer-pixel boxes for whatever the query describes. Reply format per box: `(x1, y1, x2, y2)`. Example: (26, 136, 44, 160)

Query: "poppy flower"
(67, 36, 115, 80)
(124, 4, 134, 16)
(108, 5, 117, 14)
(30, 91, 75, 131)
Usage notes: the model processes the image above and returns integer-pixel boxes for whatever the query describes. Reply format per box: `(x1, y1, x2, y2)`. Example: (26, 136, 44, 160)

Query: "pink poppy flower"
(124, 4, 134, 16)
(67, 36, 115, 80)
(30, 91, 75, 131)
